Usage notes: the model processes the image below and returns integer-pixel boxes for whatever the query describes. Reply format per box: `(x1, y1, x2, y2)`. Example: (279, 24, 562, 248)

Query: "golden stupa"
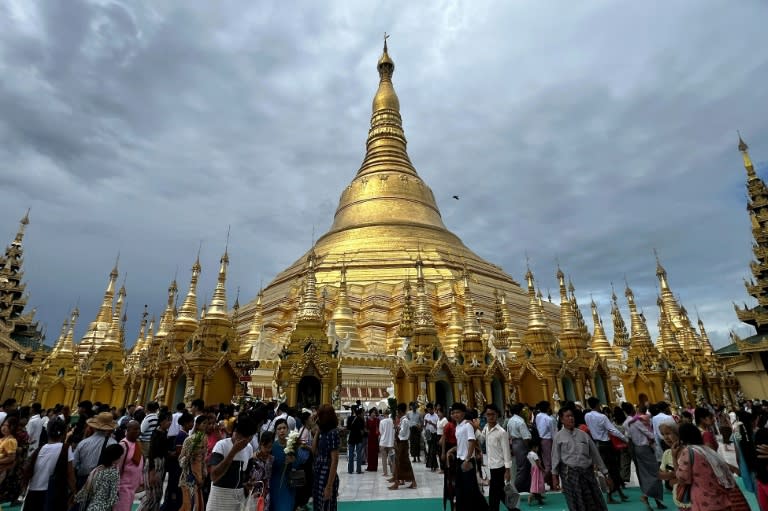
(236, 39, 571, 409)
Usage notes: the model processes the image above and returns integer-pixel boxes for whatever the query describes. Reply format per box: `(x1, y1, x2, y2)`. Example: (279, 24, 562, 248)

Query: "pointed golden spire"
(657, 296, 682, 356)
(206, 246, 230, 319)
(590, 299, 616, 362)
(739, 131, 757, 180)
(240, 290, 264, 356)
(156, 278, 178, 336)
(332, 264, 361, 348)
(176, 255, 201, 329)
(462, 267, 481, 336)
(625, 281, 658, 360)
(297, 250, 321, 321)
(413, 256, 435, 330)
(397, 278, 414, 338)
(103, 283, 126, 348)
(442, 285, 463, 356)
(51, 317, 69, 357)
(325, 37, 449, 238)
(491, 289, 510, 353)
(654, 250, 684, 328)
(92, 256, 119, 327)
(610, 284, 630, 353)
(557, 266, 578, 333)
(500, 292, 522, 353)
(64, 307, 78, 353)
(13, 209, 29, 245)
(696, 313, 714, 357)
(525, 268, 547, 329)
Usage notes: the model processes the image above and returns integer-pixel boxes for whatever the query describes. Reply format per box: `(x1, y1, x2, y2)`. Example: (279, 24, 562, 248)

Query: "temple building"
(9, 42, 736, 410)
(0, 211, 45, 399)
(717, 137, 768, 398)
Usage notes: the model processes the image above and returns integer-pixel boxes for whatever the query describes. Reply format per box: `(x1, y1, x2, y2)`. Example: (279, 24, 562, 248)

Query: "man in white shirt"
(423, 403, 439, 471)
(26, 402, 45, 454)
(167, 402, 186, 442)
(506, 403, 531, 491)
(534, 400, 557, 490)
(585, 397, 629, 503)
(452, 402, 486, 508)
(379, 410, 395, 477)
(436, 406, 449, 472)
(263, 402, 296, 433)
(478, 403, 512, 511)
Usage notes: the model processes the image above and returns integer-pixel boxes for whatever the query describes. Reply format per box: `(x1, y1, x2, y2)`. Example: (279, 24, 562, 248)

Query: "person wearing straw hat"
(73, 412, 117, 492)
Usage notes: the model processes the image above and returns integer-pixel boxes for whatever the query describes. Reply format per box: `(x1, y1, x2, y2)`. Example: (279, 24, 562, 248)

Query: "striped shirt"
(73, 432, 116, 477)
(139, 413, 158, 443)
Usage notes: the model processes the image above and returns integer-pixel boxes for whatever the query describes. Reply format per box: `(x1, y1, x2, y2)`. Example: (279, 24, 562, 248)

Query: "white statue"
(584, 380, 593, 399)
(331, 385, 341, 409)
(155, 384, 165, 402)
(552, 390, 561, 403)
(277, 385, 287, 405)
(185, 382, 196, 401)
(508, 386, 517, 404)
(682, 386, 689, 406)
(663, 382, 672, 403)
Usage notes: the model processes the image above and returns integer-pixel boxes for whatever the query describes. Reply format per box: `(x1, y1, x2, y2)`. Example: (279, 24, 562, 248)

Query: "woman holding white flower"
(270, 419, 309, 511)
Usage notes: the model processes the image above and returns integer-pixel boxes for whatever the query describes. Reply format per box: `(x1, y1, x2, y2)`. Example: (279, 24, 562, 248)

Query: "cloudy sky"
(1, 1, 767, 351)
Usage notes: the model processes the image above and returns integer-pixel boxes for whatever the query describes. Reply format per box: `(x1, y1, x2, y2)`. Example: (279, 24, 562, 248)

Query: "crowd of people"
(349, 397, 766, 511)
(0, 397, 342, 511)
(0, 394, 765, 511)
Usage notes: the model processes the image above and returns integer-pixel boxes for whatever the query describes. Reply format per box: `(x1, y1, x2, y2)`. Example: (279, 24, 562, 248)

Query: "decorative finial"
(384, 32, 389, 53)
(738, 130, 748, 152)
(225, 225, 231, 256)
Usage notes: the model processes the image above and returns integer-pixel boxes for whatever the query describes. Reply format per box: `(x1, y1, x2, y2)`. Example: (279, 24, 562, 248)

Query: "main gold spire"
(322, 38, 457, 245)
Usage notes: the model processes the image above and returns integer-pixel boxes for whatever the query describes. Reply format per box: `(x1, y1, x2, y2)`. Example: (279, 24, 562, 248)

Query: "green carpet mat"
(2, 479, 759, 510)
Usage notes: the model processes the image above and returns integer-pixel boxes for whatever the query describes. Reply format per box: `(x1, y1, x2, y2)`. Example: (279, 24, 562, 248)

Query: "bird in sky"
(452, 195, 459, 200)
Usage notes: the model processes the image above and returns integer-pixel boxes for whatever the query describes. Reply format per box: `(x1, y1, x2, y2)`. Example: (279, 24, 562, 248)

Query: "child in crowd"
(527, 441, 546, 506)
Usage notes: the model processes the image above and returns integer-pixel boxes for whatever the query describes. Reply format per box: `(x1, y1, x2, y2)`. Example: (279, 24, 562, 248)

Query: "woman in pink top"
(115, 421, 144, 511)
(674, 423, 748, 511)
